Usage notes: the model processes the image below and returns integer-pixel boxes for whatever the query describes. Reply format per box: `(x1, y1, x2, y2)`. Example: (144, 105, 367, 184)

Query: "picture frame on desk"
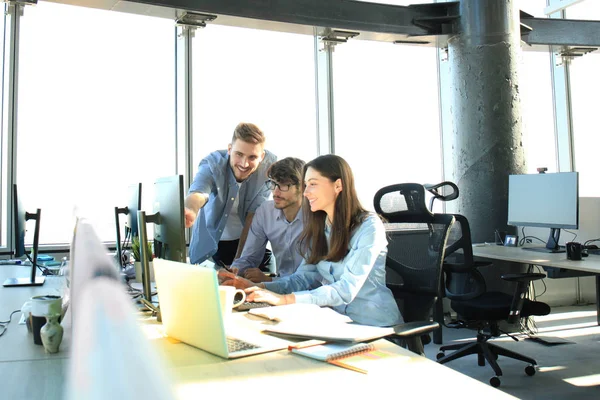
(504, 235, 518, 247)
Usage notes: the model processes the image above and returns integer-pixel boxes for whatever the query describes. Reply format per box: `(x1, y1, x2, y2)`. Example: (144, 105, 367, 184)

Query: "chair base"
(437, 334, 537, 378)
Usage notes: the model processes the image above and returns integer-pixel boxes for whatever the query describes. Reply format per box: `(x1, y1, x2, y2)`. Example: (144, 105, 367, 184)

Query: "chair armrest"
(501, 273, 545, 283)
(443, 260, 493, 273)
(392, 321, 439, 338)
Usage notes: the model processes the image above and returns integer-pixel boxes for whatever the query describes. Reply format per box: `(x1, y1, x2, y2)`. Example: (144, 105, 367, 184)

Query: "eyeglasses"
(266, 179, 292, 192)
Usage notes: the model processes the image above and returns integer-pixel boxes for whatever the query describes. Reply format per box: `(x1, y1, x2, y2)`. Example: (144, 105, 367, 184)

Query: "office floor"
(423, 304, 600, 399)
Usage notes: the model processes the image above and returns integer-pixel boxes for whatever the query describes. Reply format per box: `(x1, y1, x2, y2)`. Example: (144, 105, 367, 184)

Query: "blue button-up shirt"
(232, 200, 304, 278)
(265, 214, 402, 327)
(188, 150, 277, 264)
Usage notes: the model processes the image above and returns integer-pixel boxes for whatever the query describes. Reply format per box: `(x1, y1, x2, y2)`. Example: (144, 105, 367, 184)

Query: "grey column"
(445, 0, 526, 242)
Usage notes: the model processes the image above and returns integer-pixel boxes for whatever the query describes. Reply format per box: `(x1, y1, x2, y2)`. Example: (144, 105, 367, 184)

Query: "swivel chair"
(374, 183, 455, 350)
(436, 214, 551, 387)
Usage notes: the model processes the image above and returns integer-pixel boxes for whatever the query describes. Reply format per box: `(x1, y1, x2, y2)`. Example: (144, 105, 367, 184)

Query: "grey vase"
(40, 315, 64, 353)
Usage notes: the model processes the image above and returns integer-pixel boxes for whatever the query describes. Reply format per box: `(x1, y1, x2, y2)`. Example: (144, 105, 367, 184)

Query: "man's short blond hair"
(232, 122, 266, 145)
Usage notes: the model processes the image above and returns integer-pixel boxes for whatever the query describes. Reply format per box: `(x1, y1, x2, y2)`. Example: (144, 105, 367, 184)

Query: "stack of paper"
(249, 303, 352, 323)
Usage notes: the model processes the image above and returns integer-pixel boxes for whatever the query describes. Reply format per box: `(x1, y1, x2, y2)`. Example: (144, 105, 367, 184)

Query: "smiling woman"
(222, 154, 403, 327)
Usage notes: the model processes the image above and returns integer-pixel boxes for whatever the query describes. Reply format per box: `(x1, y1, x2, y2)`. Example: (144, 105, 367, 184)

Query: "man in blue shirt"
(185, 123, 277, 267)
(231, 157, 305, 283)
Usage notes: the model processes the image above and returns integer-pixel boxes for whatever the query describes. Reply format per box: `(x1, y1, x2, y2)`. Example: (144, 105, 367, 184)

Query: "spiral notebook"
(289, 342, 392, 373)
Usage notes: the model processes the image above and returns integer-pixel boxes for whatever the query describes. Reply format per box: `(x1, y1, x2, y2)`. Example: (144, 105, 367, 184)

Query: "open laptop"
(153, 258, 290, 359)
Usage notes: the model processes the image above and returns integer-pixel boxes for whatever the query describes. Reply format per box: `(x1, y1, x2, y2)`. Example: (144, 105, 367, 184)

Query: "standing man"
(185, 122, 276, 267)
(232, 157, 305, 283)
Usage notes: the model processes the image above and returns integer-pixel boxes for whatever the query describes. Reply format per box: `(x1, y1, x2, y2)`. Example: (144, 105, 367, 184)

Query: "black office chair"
(374, 183, 455, 350)
(436, 214, 551, 387)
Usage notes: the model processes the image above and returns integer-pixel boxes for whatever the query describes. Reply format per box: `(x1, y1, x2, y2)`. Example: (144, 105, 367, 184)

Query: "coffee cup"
(566, 242, 583, 261)
(22, 295, 62, 345)
(218, 286, 246, 320)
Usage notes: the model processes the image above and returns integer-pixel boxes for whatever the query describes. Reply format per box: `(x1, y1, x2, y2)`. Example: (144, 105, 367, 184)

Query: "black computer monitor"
(114, 183, 142, 269)
(137, 175, 186, 312)
(3, 184, 44, 287)
(507, 172, 579, 253)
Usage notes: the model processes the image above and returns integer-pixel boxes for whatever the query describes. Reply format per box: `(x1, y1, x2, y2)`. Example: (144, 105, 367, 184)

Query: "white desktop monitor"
(507, 172, 579, 251)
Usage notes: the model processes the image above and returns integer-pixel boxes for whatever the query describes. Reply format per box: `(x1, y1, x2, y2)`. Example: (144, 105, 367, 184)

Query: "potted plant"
(131, 236, 154, 283)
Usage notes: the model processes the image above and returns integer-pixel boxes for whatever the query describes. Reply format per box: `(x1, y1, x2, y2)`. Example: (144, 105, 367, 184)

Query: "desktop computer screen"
(115, 183, 142, 269)
(136, 175, 186, 311)
(3, 184, 44, 287)
(151, 175, 186, 263)
(507, 172, 579, 252)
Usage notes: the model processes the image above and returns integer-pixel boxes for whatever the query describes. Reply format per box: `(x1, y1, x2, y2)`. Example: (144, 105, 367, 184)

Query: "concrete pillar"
(445, 0, 526, 242)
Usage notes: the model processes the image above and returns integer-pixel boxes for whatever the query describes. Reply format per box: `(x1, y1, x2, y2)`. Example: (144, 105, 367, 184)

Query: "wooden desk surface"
(472, 243, 600, 274)
(0, 265, 517, 400)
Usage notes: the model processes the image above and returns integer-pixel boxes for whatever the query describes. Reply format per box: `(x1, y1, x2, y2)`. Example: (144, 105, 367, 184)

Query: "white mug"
(218, 286, 246, 319)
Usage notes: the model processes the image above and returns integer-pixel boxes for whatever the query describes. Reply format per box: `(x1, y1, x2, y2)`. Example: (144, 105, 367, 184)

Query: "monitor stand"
(521, 228, 565, 253)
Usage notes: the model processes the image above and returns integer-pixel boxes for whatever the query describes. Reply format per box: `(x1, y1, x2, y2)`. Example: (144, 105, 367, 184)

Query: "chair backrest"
(374, 183, 455, 299)
(443, 214, 487, 301)
(444, 214, 476, 269)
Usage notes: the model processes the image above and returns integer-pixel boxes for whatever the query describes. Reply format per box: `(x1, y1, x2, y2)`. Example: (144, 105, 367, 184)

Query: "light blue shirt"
(232, 200, 304, 278)
(188, 150, 277, 264)
(265, 214, 402, 327)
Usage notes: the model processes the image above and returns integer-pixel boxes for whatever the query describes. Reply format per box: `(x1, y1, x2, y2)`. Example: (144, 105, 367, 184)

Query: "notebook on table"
(153, 259, 290, 359)
(263, 322, 395, 343)
(288, 342, 394, 374)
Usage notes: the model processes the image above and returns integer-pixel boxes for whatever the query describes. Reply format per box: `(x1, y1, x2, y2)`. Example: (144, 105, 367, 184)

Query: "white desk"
(0, 265, 517, 400)
(472, 244, 600, 324)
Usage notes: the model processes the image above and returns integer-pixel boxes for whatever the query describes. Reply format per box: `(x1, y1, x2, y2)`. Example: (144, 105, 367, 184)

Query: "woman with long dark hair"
(222, 154, 401, 327)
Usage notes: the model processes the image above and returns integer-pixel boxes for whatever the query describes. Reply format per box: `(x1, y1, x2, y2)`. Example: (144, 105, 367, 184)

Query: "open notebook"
(153, 259, 290, 359)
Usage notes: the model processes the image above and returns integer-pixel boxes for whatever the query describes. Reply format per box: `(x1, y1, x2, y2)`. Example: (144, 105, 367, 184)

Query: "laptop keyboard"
(227, 337, 260, 353)
(236, 301, 272, 312)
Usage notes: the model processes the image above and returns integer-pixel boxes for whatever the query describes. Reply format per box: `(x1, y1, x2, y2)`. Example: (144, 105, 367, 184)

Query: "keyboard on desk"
(586, 248, 600, 256)
(236, 301, 272, 312)
(226, 337, 260, 353)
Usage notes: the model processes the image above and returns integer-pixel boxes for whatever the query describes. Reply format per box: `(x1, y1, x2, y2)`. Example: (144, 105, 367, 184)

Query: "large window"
(517, 0, 557, 174)
(333, 40, 442, 209)
(16, 2, 175, 244)
(0, 5, 7, 249)
(192, 25, 317, 170)
(567, 1, 600, 196)
(519, 51, 556, 173)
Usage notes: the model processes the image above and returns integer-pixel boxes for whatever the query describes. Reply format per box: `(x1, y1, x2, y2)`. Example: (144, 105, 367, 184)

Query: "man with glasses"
(185, 122, 276, 269)
(231, 157, 305, 283)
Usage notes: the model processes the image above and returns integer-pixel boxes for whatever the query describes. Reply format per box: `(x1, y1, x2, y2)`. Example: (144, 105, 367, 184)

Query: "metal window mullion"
(549, 7, 575, 173)
(175, 25, 194, 245)
(314, 28, 334, 156)
(175, 25, 194, 188)
(5, 3, 22, 253)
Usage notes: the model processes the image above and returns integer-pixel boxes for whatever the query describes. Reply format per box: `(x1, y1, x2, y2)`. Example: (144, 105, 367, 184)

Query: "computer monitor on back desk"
(507, 172, 579, 253)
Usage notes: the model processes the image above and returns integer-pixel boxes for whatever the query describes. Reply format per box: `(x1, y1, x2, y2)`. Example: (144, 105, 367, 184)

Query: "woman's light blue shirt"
(265, 214, 402, 327)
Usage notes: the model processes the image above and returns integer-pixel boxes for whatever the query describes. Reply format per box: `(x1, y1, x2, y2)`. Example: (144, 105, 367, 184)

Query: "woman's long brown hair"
(299, 155, 367, 264)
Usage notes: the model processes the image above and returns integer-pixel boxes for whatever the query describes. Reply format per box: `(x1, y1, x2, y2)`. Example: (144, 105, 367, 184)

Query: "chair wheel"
(490, 376, 501, 387)
(436, 352, 445, 360)
(525, 365, 536, 376)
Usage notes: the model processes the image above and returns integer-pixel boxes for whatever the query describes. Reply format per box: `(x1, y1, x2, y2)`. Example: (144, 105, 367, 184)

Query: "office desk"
(0, 265, 517, 400)
(472, 244, 600, 324)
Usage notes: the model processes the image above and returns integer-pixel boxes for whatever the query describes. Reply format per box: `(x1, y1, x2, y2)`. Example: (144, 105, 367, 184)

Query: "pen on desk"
(287, 339, 328, 351)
